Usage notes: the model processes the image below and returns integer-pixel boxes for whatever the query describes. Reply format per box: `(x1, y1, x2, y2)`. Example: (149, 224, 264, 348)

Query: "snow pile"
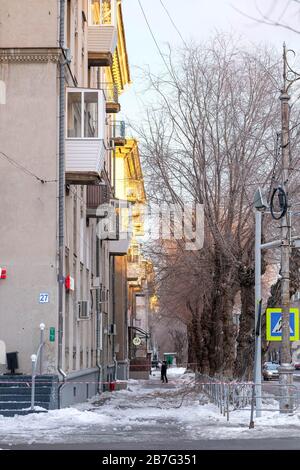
(0, 367, 300, 445)
(167, 367, 187, 376)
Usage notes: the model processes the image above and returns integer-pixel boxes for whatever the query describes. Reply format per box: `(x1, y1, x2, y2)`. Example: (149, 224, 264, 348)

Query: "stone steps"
(0, 374, 58, 416)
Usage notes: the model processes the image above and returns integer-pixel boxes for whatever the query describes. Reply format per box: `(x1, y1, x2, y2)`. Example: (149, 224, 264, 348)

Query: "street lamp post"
(278, 44, 295, 413)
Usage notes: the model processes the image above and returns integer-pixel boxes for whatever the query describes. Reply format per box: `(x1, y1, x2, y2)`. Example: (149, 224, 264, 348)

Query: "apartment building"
(110, 138, 157, 378)
(0, 0, 133, 408)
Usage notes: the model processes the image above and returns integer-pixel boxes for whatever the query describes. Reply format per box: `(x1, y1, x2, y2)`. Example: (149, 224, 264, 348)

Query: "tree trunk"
(234, 266, 255, 380)
(222, 293, 236, 377)
(209, 250, 237, 376)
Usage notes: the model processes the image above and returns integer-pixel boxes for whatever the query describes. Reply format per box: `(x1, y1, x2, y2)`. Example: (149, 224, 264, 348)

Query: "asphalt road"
(262, 373, 300, 394)
(1, 437, 300, 450)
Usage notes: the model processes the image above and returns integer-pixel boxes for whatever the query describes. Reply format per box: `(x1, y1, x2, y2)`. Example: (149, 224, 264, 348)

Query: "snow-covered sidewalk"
(1, 368, 300, 447)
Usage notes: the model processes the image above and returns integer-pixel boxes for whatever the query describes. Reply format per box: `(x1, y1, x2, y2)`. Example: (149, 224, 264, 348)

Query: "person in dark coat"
(161, 360, 168, 383)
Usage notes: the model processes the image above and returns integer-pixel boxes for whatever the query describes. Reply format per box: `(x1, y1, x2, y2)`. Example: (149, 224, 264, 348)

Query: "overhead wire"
(0, 149, 105, 254)
(0, 150, 57, 184)
(159, 0, 188, 48)
(137, 0, 172, 75)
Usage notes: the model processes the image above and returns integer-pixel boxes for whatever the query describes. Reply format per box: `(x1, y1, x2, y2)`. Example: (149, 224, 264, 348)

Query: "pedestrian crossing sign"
(266, 308, 299, 341)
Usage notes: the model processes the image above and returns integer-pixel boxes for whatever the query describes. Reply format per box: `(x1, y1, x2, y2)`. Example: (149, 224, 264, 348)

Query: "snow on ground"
(1, 367, 300, 445)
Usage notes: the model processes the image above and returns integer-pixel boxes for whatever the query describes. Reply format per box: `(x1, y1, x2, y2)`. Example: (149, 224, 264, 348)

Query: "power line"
(159, 0, 188, 48)
(137, 0, 172, 75)
(0, 150, 57, 184)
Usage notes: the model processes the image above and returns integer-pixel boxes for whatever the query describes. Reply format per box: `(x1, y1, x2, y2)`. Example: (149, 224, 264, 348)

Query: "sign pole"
(254, 209, 262, 417)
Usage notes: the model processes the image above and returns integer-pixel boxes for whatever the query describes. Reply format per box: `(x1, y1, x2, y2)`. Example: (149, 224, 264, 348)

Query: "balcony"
(125, 181, 144, 203)
(131, 204, 144, 236)
(66, 88, 106, 184)
(87, 184, 110, 218)
(112, 120, 126, 146)
(127, 261, 141, 282)
(88, 0, 118, 67)
(133, 222, 144, 237)
(100, 83, 120, 113)
(127, 243, 142, 282)
(109, 239, 131, 255)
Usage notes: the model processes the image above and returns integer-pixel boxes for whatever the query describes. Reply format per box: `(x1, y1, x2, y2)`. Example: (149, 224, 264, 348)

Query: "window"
(128, 244, 140, 264)
(66, 0, 71, 49)
(67, 88, 104, 139)
(89, 0, 114, 25)
(84, 92, 98, 137)
(80, 216, 84, 263)
(86, 227, 91, 270)
(67, 92, 82, 137)
(0, 80, 6, 105)
(90, 0, 101, 25)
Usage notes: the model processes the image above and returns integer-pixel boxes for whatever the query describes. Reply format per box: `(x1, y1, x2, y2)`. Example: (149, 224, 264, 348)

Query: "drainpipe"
(57, 0, 67, 407)
(114, 354, 118, 381)
(113, 142, 116, 197)
(96, 225, 102, 393)
(112, 255, 116, 380)
(125, 258, 129, 380)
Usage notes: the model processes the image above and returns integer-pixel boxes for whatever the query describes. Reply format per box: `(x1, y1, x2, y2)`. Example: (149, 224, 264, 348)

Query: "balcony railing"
(87, 184, 110, 217)
(112, 120, 126, 146)
(99, 82, 120, 113)
(88, 0, 118, 66)
(133, 222, 144, 237)
(125, 181, 145, 203)
(127, 261, 141, 282)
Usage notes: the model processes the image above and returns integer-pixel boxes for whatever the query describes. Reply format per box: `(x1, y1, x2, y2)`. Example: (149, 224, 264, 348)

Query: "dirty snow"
(0, 367, 300, 445)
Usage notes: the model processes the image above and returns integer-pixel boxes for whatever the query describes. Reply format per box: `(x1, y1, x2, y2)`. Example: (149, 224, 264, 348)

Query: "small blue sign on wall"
(39, 293, 49, 304)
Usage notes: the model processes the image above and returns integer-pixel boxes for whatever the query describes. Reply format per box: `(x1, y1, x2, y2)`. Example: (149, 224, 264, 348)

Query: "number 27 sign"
(39, 293, 49, 304)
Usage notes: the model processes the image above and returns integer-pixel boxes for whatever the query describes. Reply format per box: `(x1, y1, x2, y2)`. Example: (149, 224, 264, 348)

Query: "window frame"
(66, 87, 104, 140)
(87, 0, 117, 27)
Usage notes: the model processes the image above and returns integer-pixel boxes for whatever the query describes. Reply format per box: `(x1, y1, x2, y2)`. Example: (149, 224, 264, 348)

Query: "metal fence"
(98, 82, 119, 104)
(196, 373, 299, 421)
(113, 120, 126, 139)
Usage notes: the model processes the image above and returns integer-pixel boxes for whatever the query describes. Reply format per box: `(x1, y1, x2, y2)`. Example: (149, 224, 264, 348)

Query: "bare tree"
(168, 327, 188, 366)
(233, 0, 300, 35)
(136, 34, 300, 378)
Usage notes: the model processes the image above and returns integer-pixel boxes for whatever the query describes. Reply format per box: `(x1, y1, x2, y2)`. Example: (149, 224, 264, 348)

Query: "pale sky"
(119, 0, 300, 124)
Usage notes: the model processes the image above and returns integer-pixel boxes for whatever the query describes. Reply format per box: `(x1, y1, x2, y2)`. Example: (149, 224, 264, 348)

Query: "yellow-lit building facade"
(112, 139, 157, 379)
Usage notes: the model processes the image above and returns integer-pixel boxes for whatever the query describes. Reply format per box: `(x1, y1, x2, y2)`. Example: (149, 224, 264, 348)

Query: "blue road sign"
(266, 308, 299, 341)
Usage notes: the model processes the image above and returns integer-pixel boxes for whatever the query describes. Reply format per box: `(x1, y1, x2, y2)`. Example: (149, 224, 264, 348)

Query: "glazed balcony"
(88, 0, 118, 67)
(66, 88, 106, 184)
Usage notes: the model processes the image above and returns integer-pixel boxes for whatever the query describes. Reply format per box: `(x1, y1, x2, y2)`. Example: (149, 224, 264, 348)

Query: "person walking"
(161, 360, 168, 383)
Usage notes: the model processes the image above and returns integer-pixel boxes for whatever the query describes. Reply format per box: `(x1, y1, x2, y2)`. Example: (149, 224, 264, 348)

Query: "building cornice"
(0, 48, 62, 64)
